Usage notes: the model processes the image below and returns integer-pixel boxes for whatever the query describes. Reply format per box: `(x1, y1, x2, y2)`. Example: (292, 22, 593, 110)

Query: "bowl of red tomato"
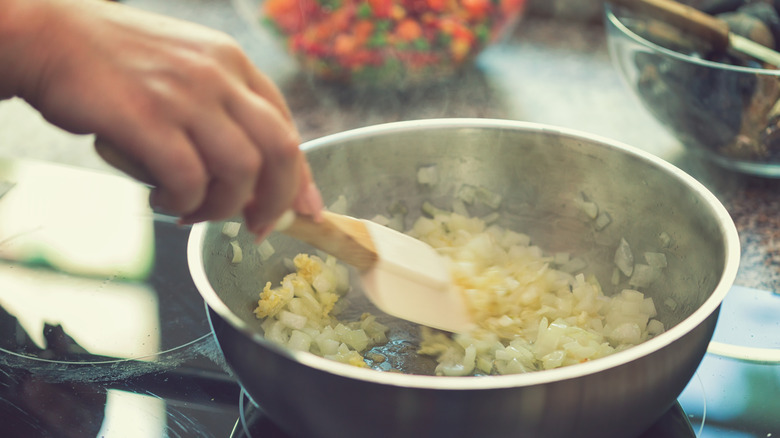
(234, 0, 527, 86)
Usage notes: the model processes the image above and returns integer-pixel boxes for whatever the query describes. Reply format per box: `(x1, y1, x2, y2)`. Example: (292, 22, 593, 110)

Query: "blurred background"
(0, 0, 680, 173)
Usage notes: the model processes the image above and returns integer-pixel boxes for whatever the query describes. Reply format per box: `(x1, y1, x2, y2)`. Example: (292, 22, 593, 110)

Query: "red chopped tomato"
(265, 0, 319, 33)
(395, 18, 423, 41)
(368, 0, 394, 18)
(461, 0, 492, 19)
(262, 0, 525, 83)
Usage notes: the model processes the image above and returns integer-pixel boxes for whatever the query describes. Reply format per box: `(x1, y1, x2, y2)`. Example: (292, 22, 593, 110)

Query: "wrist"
(0, 0, 65, 101)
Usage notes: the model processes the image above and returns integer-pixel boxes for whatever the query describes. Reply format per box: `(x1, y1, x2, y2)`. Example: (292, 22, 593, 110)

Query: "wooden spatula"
(95, 139, 475, 333)
(274, 209, 475, 333)
(610, 0, 780, 67)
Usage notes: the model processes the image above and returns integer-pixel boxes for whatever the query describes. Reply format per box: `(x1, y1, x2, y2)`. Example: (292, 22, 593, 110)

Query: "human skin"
(0, 0, 322, 237)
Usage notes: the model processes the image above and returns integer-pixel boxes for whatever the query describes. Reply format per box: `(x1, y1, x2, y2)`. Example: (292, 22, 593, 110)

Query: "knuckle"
(221, 148, 261, 182)
(275, 131, 303, 165)
(163, 161, 207, 212)
(200, 34, 249, 73)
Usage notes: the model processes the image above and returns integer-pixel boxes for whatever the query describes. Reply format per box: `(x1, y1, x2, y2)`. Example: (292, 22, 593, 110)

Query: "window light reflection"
(0, 159, 154, 280)
(0, 262, 160, 360)
(97, 389, 166, 437)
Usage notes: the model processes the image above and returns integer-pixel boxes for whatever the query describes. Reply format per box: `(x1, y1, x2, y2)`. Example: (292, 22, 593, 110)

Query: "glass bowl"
(234, 0, 527, 87)
(605, 4, 780, 177)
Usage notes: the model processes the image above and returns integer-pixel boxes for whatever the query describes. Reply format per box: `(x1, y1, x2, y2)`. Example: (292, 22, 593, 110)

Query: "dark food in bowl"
(607, 1, 780, 172)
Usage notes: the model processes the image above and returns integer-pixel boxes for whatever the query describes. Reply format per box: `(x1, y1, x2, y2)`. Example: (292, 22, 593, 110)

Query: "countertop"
(1, 0, 779, 294)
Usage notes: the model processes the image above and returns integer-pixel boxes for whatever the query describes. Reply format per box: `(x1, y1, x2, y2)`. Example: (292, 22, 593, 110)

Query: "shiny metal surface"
(188, 119, 740, 438)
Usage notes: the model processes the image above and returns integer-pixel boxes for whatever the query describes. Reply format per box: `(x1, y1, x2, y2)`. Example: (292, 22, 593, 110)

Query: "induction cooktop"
(0, 159, 777, 437)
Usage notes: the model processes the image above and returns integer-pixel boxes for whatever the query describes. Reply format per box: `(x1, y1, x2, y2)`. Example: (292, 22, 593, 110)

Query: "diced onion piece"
(452, 199, 469, 217)
(229, 240, 243, 264)
(611, 267, 621, 285)
(417, 165, 439, 185)
(629, 264, 658, 288)
(559, 257, 587, 274)
(577, 193, 599, 220)
(256, 207, 666, 377)
(386, 214, 405, 231)
(645, 252, 667, 269)
(614, 238, 634, 277)
(222, 221, 241, 238)
(370, 214, 391, 226)
(658, 232, 672, 248)
(329, 195, 348, 214)
(554, 252, 570, 265)
(608, 322, 642, 345)
(595, 211, 612, 231)
(481, 212, 500, 224)
(279, 310, 307, 330)
(664, 297, 678, 311)
(476, 186, 502, 209)
(287, 330, 312, 351)
(256, 240, 275, 261)
(647, 319, 665, 336)
(422, 201, 447, 218)
(457, 184, 478, 204)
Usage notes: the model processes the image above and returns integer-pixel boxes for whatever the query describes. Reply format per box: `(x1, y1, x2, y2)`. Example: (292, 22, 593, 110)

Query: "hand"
(0, 0, 322, 235)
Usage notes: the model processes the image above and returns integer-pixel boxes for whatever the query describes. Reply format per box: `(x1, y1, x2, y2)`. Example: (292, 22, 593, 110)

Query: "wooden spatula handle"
(610, 0, 730, 52)
(277, 210, 379, 271)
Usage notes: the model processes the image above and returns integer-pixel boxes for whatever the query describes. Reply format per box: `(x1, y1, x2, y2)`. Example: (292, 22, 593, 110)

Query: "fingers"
(291, 161, 324, 220)
(244, 67, 295, 123)
(96, 126, 209, 216)
(177, 108, 259, 224)
(227, 90, 305, 234)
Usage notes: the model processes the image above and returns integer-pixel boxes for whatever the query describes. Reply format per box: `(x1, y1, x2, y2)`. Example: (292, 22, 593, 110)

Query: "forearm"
(0, 0, 55, 100)
(0, 0, 322, 228)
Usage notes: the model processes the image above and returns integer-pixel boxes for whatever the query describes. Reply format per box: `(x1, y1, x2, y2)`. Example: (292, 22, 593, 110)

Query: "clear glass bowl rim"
(605, 4, 780, 76)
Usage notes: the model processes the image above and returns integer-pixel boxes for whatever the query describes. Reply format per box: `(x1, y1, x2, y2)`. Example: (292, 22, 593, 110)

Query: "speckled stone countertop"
(1, 0, 778, 293)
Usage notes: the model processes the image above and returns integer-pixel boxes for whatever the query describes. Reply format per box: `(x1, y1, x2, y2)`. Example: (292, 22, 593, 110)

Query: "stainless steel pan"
(188, 119, 740, 438)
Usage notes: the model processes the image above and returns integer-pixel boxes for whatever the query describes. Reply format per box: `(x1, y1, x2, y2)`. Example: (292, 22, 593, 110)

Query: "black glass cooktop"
(0, 159, 777, 438)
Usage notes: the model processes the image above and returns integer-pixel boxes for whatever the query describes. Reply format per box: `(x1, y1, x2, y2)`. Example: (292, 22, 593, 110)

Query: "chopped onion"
(475, 186, 502, 209)
(614, 238, 634, 277)
(254, 254, 388, 368)
(229, 240, 243, 264)
(279, 310, 307, 330)
(385, 201, 407, 231)
(452, 199, 470, 217)
(577, 193, 599, 219)
(559, 257, 587, 274)
(457, 184, 478, 204)
(287, 330, 312, 351)
(554, 252, 570, 265)
(644, 252, 668, 269)
(370, 214, 391, 226)
(421, 201, 447, 218)
(629, 264, 659, 288)
(255, 207, 664, 376)
(329, 195, 348, 214)
(658, 231, 672, 248)
(417, 165, 439, 186)
(256, 240, 275, 261)
(611, 267, 621, 285)
(595, 211, 612, 231)
(222, 221, 241, 238)
(481, 212, 500, 224)
(415, 211, 663, 376)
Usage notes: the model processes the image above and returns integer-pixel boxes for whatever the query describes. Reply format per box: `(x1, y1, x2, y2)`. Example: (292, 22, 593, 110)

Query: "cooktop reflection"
(230, 391, 699, 438)
(1, 159, 777, 438)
